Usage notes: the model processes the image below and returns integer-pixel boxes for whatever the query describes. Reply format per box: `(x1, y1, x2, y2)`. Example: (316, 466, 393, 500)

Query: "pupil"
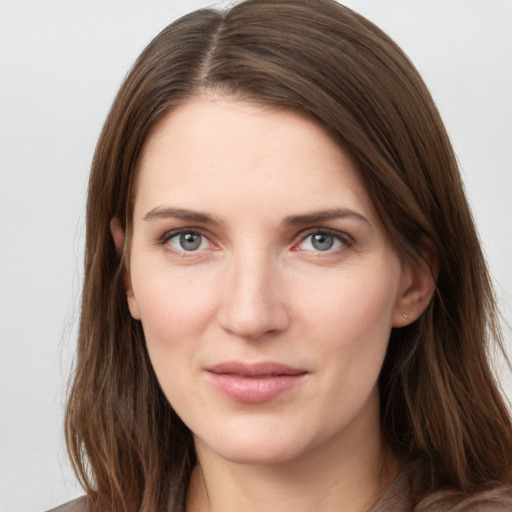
(312, 233, 333, 251)
(180, 232, 202, 250)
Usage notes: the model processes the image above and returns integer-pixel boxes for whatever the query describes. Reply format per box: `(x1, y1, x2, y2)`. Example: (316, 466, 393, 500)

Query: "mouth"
(205, 361, 307, 403)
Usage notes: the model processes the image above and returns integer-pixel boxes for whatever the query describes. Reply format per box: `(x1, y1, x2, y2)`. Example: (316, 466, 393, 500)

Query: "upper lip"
(206, 361, 306, 377)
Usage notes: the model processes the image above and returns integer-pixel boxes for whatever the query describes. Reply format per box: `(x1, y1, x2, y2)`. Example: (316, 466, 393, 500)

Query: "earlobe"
(392, 246, 438, 328)
(110, 217, 141, 320)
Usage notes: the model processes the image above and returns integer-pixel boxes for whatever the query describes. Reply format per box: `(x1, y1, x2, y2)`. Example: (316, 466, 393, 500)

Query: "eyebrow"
(143, 206, 370, 227)
(284, 208, 371, 226)
(143, 207, 221, 225)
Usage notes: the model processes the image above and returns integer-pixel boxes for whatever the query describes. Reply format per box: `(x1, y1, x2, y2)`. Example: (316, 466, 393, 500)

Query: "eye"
(166, 230, 210, 252)
(297, 231, 346, 252)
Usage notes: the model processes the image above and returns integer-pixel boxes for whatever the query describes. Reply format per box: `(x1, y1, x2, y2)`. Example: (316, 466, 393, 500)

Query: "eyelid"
(160, 227, 217, 255)
(294, 228, 353, 251)
(158, 226, 353, 256)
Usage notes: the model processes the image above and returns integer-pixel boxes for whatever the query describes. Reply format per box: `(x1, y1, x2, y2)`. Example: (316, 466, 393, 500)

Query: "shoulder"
(372, 458, 512, 512)
(416, 484, 512, 511)
(45, 496, 88, 512)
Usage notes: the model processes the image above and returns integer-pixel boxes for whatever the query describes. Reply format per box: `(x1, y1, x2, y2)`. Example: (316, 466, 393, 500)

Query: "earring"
(402, 313, 409, 320)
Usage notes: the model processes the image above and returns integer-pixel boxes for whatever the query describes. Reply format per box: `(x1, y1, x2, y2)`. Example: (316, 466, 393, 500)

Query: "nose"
(218, 248, 290, 340)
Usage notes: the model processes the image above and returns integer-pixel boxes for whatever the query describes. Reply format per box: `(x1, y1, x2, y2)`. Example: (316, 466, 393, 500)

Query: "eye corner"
(292, 228, 354, 256)
(160, 228, 215, 256)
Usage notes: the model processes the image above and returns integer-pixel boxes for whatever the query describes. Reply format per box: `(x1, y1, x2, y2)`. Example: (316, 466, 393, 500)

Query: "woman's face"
(124, 96, 412, 466)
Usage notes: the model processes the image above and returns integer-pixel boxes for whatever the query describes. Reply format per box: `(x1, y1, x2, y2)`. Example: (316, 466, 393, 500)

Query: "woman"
(50, 0, 512, 510)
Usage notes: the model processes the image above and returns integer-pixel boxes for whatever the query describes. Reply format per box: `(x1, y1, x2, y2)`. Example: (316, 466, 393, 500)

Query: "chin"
(214, 440, 307, 466)
(193, 419, 309, 466)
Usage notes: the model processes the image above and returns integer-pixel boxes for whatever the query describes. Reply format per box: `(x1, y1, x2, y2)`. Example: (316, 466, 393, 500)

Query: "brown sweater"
(369, 460, 512, 511)
(47, 461, 512, 512)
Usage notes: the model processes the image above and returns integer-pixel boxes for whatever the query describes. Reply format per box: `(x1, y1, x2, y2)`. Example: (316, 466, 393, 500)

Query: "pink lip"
(205, 362, 307, 404)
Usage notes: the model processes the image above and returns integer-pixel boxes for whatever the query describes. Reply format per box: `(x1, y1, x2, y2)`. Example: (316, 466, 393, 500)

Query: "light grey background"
(1, 1, 511, 510)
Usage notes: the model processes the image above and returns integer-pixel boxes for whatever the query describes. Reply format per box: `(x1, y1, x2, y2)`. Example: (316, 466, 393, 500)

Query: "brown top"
(46, 461, 512, 512)
(369, 460, 512, 511)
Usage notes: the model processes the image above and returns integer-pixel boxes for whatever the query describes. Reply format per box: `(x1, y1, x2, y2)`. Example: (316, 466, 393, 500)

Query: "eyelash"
(160, 228, 216, 257)
(294, 228, 352, 255)
(160, 228, 353, 257)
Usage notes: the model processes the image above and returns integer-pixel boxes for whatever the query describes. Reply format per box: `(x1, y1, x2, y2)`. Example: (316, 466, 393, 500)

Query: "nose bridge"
(219, 243, 287, 339)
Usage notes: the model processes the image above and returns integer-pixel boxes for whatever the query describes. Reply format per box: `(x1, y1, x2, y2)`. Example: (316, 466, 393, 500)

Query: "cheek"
(291, 265, 401, 430)
(299, 265, 400, 338)
(129, 262, 219, 387)
(131, 258, 218, 335)
(293, 259, 402, 393)
(132, 280, 213, 415)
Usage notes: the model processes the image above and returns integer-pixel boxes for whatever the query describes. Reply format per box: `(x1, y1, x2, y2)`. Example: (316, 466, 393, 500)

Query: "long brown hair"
(65, 1, 512, 510)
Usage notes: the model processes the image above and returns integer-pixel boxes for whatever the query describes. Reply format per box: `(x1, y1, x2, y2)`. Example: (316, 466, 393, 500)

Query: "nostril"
(219, 294, 289, 340)
(218, 257, 290, 339)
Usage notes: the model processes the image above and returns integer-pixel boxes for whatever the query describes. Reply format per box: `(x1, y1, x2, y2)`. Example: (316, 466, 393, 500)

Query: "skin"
(112, 95, 435, 512)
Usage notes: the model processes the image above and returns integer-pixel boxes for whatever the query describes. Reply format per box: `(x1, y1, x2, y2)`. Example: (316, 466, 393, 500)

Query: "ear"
(110, 217, 141, 320)
(392, 244, 438, 328)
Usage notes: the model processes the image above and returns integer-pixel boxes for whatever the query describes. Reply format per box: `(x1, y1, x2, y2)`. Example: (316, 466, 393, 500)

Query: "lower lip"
(206, 372, 306, 403)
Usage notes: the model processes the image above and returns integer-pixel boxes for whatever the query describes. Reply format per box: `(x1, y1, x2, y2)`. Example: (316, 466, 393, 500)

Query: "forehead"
(133, 96, 375, 223)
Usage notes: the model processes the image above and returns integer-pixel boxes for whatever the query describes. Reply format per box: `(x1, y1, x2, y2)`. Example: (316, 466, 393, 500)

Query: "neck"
(186, 395, 401, 512)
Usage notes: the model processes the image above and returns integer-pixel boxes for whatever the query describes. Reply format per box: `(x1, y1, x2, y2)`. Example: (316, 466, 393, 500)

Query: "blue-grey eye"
(168, 231, 209, 251)
(299, 232, 343, 251)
